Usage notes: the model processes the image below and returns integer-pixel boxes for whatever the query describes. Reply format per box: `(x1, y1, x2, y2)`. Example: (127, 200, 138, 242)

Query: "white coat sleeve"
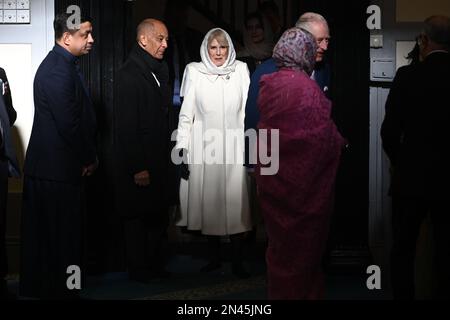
(176, 64, 196, 151)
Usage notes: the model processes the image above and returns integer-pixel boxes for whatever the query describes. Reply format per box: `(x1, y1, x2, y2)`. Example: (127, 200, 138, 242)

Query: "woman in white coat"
(175, 28, 252, 278)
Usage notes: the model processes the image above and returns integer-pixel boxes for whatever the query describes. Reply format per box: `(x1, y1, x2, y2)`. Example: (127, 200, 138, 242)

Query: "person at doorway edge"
(381, 15, 450, 300)
(0, 66, 20, 300)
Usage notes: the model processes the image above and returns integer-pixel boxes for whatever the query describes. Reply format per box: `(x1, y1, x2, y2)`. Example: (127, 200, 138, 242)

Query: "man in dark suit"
(245, 12, 332, 141)
(0, 67, 20, 300)
(381, 15, 450, 300)
(20, 13, 97, 299)
(295, 12, 331, 96)
(114, 19, 171, 283)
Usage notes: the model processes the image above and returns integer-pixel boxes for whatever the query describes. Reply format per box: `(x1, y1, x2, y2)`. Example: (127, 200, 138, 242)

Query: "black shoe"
(232, 264, 250, 279)
(200, 262, 222, 273)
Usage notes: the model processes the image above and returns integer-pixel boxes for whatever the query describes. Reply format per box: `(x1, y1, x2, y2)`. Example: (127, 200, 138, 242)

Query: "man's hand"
(134, 170, 150, 187)
(82, 160, 98, 177)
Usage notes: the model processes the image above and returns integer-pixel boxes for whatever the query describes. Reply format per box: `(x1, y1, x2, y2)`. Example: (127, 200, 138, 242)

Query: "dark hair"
(245, 12, 265, 30)
(54, 12, 92, 40)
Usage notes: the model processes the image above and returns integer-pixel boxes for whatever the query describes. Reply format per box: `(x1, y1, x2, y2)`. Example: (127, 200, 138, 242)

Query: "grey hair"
(423, 15, 450, 48)
(207, 29, 229, 47)
(295, 12, 328, 33)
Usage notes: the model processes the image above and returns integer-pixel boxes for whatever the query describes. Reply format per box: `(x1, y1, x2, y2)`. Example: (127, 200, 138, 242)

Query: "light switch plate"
(17, 0, 29, 10)
(4, 0, 17, 10)
(3, 9, 16, 22)
(370, 35, 383, 48)
(371, 58, 395, 82)
(16, 9, 29, 23)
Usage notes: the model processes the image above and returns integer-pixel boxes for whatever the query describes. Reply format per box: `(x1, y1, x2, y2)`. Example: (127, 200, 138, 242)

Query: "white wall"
(0, 0, 54, 193)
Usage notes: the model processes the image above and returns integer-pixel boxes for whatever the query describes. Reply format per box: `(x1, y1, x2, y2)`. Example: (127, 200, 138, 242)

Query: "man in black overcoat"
(114, 18, 171, 282)
(381, 15, 450, 300)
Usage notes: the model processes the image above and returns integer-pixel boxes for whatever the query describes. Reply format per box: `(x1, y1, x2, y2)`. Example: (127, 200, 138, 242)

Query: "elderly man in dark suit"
(381, 15, 450, 300)
(245, 12, 332, 154)
(0, 67, 20, 300)
(20, 13, 97, 299)
(114, 18, 171, 283)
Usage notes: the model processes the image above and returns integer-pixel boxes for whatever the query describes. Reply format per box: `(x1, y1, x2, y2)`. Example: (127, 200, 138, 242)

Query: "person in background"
(256, 27, 345, 299)
(175, 28, 252, 279)
(20, 13, 97, 299)
(381, 41, 420, 198)
(238, 11, 274, 244)
(163, 0, 203, 210)
(381, 15, 450, 300)
(0, 69, 16, 126)
(260, 0, 284, 42)
(237, 12, 274, 75)
(0, 67, 20, 300)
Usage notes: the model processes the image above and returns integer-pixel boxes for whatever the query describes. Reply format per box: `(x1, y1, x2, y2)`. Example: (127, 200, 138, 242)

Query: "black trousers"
(0, 160, 8, 282)
(124, 213, 169, 278)
(391, 195, 450, 299)
(19, 176, 85, 299)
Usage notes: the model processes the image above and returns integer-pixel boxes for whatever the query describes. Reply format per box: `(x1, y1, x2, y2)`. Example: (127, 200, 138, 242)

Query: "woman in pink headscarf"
(255, 27, 345, 300)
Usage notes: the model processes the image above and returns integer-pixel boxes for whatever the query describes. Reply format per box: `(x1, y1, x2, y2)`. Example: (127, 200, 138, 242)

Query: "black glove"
(179, 149, 190, 180)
